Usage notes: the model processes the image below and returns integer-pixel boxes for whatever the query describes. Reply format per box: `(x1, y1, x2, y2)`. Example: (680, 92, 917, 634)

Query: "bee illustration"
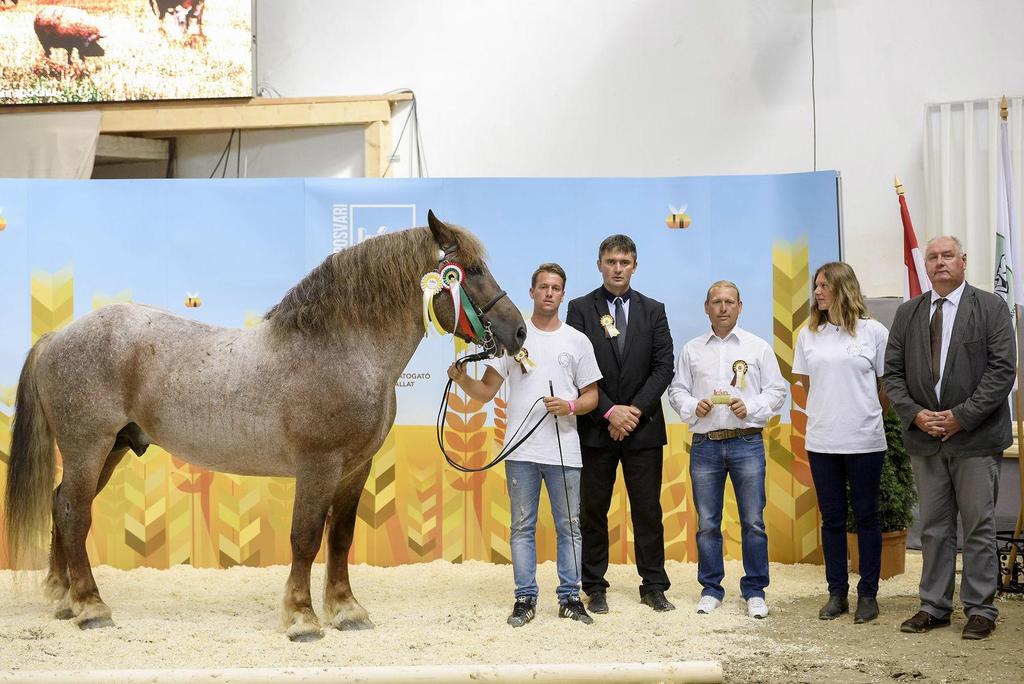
(184, 292, 202, 308)
(665, 204, 692, 229)
(0, 207, 6, 232)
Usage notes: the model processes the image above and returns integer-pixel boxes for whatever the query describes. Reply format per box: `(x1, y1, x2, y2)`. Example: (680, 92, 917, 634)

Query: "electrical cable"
(384, 88, 429, 178)
(208, 129, 236, 178)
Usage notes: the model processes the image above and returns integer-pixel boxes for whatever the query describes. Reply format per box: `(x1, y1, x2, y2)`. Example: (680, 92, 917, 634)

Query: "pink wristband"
(568, 400, 576, 414)
(603, 406, 614, 420)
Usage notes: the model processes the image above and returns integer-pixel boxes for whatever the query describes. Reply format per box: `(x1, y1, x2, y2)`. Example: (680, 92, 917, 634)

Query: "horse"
(4, 212, 526, 641)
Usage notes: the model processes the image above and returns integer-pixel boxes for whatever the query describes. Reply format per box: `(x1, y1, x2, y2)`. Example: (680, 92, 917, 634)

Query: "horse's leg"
(50, 447, 127, 620)
(281, 468, 336, 642)
(323, 458, 374, 631)
(54, 438, 118, 629)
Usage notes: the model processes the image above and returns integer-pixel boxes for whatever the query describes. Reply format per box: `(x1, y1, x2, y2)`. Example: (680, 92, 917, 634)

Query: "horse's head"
(427, 211, 526, 357)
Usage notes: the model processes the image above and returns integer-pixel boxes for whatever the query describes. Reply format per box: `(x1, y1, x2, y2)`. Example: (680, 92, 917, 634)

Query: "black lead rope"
(435, 353, 551, 473)
(436, 363, 582, 600)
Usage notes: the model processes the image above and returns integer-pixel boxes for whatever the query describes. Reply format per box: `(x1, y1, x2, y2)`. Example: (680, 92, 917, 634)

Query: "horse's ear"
(427, 210, 458, 250)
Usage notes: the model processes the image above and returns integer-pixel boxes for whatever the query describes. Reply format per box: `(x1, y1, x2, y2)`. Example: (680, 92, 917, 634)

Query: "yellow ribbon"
(513, 348, 537, 374)
(421, 272, 447, 337)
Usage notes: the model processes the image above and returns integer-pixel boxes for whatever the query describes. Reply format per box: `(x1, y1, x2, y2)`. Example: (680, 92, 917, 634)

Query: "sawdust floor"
(1, 552, 1022, 683)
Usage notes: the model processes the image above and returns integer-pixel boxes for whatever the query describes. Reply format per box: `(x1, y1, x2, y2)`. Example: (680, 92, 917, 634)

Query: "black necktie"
(614, 297, 627, 353)
(930, 298, 946, 385)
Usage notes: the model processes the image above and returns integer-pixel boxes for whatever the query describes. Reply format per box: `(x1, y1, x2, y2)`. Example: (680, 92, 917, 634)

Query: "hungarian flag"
(896, 177, 929, 300)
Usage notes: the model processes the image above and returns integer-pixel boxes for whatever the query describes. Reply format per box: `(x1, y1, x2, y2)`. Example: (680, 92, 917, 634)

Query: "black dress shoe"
(961, 614, 996, 640)
(640, 589, 676, 612)
(586, 591, 609, 614)
(854, 596, 879, 624)
(818, 595, 849, 620)
(899, 610, 951, 633)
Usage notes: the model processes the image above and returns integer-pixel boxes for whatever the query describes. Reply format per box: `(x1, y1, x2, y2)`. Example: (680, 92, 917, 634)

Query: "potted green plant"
(847, 407, 918, 579)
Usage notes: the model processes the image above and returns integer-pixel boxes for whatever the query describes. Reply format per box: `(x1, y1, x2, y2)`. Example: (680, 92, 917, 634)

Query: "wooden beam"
(1, 95, 411, 136)
(363, 119, 393, 178)
(95, 135, 170, 164)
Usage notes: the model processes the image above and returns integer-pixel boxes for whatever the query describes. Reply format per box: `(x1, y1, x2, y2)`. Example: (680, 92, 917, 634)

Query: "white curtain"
(923, 97, 1024, 291)
(0, 111, 101, 179)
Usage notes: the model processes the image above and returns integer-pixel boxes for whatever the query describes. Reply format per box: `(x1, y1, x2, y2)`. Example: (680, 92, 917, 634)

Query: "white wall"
(170, 0, 1024, 297)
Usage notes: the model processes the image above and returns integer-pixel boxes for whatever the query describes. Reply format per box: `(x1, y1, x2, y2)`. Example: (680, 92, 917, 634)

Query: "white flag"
(994, 116, 1022, 318)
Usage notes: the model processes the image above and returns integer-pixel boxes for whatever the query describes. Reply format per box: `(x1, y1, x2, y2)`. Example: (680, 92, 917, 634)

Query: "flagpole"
(999, 95, 1024, 587)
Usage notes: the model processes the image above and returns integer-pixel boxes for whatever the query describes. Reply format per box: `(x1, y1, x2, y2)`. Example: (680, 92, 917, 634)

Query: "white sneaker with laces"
(696, 595, 722, 614)
(746, 596, 769, 619)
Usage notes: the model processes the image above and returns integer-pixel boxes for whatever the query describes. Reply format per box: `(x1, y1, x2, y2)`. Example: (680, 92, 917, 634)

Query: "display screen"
(0, 0, 254, 104)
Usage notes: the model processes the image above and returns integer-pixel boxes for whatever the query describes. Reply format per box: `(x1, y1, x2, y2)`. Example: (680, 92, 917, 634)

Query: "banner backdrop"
(0, 172, 840, 569)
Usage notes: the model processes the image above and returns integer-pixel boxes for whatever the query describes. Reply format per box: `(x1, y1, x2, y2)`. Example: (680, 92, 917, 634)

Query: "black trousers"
(580, 443, 670, 596)
(808, 450, 885, 598)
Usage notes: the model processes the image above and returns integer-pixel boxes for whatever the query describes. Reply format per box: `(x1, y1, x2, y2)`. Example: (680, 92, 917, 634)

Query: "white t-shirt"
(486, 321, 602, 467)
(792, 318, 889, 453)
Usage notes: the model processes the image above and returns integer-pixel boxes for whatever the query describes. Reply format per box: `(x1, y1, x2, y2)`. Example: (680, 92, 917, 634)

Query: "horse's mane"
(265, 225, 487, 336)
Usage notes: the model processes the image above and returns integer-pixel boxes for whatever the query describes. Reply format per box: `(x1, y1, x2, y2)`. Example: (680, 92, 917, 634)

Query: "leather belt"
(702, 427, 763, 441)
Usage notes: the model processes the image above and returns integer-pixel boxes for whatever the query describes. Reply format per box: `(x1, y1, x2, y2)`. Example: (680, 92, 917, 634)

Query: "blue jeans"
(808, 450, 884, 598)
(506, 460, 582, 603)
(689, 433, 769, 600)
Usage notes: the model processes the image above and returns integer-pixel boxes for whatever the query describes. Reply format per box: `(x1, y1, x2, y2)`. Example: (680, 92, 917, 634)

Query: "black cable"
(810, 0, 817, 171)
(236, 129, 242, 177)
(208, 129, 235, 178)
(165, 138, 176, 178)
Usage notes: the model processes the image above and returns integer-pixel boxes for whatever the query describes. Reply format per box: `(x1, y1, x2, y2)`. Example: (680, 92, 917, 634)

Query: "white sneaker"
(696, 595, 722, 614)
(746, 596, 769, 619)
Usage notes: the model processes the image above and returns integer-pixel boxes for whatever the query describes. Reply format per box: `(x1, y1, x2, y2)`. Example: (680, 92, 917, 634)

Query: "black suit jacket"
(566, 287, 675, 450)
(884, 284, 1015, 458)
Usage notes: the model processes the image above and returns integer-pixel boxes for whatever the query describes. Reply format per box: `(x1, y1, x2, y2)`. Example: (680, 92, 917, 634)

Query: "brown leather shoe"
(961, 615, 996, 640)
(899, 610, 951, 633)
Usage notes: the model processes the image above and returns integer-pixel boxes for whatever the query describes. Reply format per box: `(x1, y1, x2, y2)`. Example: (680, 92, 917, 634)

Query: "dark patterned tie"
(614, 297, 627, 353)
(930, 298, 947, 385)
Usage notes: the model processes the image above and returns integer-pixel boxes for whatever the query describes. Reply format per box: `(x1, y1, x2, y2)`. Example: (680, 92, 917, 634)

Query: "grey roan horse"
(4, 212, 526, 641)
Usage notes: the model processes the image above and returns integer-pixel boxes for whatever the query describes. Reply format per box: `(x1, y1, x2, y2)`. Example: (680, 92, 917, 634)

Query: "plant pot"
(847, 529, 908, 580)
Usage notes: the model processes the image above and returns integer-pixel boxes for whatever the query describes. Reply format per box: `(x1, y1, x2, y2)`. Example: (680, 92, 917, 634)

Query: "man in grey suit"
(884, 235, 1014, 640)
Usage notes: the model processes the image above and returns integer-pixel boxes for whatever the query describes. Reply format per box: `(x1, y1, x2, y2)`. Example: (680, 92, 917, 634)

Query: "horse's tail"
(5, 333, 56, 569)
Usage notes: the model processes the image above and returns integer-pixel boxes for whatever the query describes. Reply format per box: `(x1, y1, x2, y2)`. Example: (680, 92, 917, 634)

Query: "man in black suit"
(885, 235, 1014, 641)
(566, 234, 675, 613)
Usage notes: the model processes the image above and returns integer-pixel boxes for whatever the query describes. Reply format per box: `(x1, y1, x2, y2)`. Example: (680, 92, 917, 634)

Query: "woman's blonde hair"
(809, 262, 870, 335)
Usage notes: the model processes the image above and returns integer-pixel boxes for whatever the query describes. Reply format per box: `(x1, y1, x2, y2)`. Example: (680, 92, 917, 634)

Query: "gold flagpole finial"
(894, 176, 905, 196)
(1000, 95, 1009, 122)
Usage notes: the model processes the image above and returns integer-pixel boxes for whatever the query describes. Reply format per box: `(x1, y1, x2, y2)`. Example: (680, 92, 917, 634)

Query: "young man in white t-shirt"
(448, 263, 602, 627)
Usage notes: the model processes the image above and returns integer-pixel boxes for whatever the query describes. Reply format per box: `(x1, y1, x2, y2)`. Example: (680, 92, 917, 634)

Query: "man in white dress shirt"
(667, 280, 786, 618)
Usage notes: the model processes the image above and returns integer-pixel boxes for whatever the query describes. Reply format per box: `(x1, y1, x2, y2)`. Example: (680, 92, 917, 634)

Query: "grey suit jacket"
(884, 284, 1015, 457)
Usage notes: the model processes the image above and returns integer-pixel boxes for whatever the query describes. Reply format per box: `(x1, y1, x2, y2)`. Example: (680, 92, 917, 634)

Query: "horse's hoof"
(287, 628, 323, 643)
(77, 616, 114, 630)
(338, 618, 374, 631)
(54, 608, 74, 620)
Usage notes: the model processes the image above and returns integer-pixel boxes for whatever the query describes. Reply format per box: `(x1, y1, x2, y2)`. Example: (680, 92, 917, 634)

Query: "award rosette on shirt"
(600, 314, 619, 338)
(730, 360, 748, 389)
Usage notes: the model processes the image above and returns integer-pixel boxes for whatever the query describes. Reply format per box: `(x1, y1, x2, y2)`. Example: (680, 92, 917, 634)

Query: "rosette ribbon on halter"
(420, 271, 447, 337)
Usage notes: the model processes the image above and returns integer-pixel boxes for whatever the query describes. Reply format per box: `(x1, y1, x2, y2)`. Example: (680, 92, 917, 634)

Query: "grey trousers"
(909, 451, 1001, 621)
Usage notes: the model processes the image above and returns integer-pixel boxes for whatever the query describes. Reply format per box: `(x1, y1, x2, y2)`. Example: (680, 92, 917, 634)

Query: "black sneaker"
(507, 596, 536, 627)
(559, 596, 594, 625)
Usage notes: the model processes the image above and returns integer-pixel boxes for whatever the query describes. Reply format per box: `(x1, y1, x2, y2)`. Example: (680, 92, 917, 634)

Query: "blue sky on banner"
(0, 173, 838, 425)
(304, 173, 840, 423)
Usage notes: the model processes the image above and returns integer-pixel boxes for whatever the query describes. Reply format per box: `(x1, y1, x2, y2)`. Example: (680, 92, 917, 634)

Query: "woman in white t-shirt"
(792, 262, 889, 626)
